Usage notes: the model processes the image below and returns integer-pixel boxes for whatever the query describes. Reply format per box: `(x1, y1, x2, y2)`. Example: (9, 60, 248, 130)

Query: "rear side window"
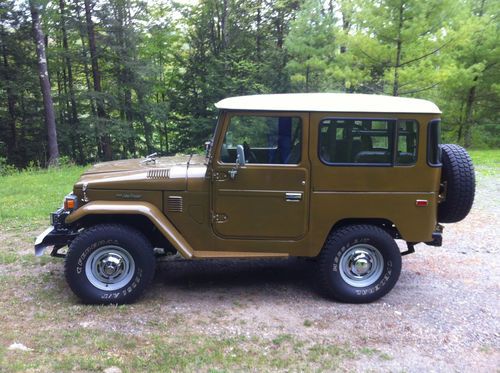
(319, 119, 395, 165)
(396, 120, 418, 165)
(427, 119, 442, 166)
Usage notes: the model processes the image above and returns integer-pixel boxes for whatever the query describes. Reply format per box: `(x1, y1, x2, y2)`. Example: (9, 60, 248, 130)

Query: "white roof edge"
(215, 93, 441, 114)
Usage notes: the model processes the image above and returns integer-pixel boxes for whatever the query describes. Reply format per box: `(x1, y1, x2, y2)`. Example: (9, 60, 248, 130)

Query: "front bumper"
(34, 209, 78, 257)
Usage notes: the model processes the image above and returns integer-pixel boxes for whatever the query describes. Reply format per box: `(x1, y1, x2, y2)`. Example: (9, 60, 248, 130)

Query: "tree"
(437, 0, 499, 148)
(286, 0, 337, 92)
(346, 0, 455, 96)
(30, 0, 59, 165)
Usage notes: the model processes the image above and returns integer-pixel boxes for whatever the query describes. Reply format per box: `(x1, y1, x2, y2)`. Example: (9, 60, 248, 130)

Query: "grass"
(468, 149, 499, 177)
(0, 326, 363, 372)
(468, 149, 500, 166)
(0, 165, 86, 231)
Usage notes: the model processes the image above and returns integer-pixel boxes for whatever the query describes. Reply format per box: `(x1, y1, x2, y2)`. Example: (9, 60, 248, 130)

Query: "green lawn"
(468, 148, 499, 166)
(468, 149, 499, 177)
(0, 166, 87, 230)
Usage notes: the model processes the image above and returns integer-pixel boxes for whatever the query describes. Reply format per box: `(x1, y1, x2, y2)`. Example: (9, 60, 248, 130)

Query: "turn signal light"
(64, 195, 78, 211)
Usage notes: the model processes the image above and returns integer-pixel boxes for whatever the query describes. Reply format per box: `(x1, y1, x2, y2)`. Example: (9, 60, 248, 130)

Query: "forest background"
(0, 0, 498, 168)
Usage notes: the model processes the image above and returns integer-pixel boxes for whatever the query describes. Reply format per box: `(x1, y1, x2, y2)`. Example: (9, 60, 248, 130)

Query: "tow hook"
(427, 224, 444, 247)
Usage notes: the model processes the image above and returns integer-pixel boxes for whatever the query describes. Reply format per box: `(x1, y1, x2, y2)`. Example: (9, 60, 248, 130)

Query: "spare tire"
(438, 144, 475, 223)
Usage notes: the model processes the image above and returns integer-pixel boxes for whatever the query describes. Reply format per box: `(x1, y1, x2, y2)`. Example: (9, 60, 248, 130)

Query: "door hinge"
(211, 212, 228, 223)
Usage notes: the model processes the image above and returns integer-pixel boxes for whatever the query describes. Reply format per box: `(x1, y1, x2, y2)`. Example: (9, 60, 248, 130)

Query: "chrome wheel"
(85, 245, 135, 291)
(339, 244, 384, 288)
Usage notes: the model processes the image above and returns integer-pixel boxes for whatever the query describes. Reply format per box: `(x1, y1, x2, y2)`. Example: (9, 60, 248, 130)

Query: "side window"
(319, 119, 395, 164)
(427, 119, 442, 166)
(220, 115, 302, 164)
(396, 120, 418, 165)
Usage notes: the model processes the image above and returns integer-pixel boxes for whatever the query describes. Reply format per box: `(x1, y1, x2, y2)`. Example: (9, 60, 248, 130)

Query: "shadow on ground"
(154, 257, 319, 295)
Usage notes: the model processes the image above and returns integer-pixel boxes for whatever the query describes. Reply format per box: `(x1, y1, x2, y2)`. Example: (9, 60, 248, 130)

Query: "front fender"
(65, 201, 194, 259)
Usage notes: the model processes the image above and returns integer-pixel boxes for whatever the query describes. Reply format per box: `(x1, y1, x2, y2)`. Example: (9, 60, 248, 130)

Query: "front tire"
(65, 224, 156, 304)
(318, 225, 402, 303)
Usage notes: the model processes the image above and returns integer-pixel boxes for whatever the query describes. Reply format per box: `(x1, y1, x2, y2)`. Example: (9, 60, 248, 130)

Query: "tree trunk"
(84, 0, 112, 160)
(125, 89, 136, 157)
(60, 0, 84, 163)
(392, 2, 404, 97)
(463, 82, 477, 148)
(138, 92, 153, 154)
(305, 65, 310, 93)
(221, 0, 228, 50)
(339, 1, 351, 54)
(30, 0, 59, 166)
(256, 0, 261, 61)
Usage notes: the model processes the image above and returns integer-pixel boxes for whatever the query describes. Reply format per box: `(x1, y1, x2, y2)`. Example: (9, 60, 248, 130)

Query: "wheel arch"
(65, 201, 194, 258)
(330, 218, 401, 240)
(310, 218, 402, 258)
(74, 214, 172, 251)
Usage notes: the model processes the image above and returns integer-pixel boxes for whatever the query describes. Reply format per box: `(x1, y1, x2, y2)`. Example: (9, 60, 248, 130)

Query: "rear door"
(211, 112, 310, 240)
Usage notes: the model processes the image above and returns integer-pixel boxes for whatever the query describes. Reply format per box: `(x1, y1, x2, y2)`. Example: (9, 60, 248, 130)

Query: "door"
(211, 112, 309, 240)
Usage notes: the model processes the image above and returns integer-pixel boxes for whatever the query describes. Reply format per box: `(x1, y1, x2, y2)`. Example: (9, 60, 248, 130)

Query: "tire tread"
(438, 144, 475, 223)
(65, 223, 155, 304)
(317, 224, 401, 303)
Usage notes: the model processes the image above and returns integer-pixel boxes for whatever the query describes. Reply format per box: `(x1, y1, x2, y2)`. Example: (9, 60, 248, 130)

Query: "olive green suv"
(34, 93, 475, 304)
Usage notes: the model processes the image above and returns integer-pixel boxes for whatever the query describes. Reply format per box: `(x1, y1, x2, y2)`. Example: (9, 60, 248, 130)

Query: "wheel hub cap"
(351, 253, 372, 276)
(100, 254, 124, 277)
(339, 244, 384, 288)
(85, 245, 135, 291)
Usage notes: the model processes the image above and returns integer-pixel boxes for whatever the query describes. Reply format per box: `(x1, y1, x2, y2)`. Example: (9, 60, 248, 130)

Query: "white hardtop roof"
(215, 93, 441, 114)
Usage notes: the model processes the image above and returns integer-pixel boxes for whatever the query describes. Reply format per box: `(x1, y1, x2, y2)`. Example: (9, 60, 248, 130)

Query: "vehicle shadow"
(154, 257, 319, 296)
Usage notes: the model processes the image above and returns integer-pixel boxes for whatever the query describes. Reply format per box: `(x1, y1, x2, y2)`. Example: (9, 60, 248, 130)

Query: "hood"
(83, 154, 202, 175)
(75, 154, 207, 191)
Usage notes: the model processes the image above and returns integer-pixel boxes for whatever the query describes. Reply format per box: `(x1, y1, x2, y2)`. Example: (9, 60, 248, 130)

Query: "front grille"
(167, 196, 183, 212)
(147, 169, 169, 179)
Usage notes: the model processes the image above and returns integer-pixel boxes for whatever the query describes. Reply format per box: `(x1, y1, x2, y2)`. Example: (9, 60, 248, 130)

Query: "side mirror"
(236, 144, 245, 166)
(204, 140, 212, 158)
(229, 145, 245, 180)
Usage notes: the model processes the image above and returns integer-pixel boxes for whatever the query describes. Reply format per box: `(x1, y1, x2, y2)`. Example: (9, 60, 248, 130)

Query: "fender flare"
(65, 201, 194, 259)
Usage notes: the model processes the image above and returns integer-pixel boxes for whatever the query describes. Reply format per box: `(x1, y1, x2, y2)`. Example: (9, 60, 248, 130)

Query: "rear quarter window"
(427, 119, 442, 166)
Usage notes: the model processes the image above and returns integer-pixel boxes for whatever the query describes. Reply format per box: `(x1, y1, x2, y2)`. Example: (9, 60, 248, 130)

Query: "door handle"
(285, 192, 302, 202)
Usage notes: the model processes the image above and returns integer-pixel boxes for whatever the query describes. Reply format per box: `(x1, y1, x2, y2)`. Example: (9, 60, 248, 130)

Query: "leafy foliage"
(0, 0, 498, 168)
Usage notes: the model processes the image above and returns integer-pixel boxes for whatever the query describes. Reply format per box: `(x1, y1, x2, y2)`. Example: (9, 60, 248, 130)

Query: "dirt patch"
(0, 172, 498, 372)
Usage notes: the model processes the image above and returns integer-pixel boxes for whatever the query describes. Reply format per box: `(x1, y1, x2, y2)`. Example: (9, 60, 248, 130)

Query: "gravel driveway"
(148, 170, 499, 371)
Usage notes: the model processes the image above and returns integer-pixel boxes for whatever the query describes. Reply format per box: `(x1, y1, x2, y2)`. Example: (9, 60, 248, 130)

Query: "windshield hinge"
(212, 171, 228, 182)
(211, 212, 228, 223)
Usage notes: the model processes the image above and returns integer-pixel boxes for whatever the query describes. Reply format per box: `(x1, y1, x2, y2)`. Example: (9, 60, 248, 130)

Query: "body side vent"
(167, 196, 183, 212)
(147, 168, 169, 179)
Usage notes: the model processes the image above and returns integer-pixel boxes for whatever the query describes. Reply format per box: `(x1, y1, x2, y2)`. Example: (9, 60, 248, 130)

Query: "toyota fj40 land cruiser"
(34, 93, 475, 304)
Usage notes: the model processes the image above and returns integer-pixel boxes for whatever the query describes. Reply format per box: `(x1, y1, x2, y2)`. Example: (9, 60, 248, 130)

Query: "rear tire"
(65, 224, 155, 304)
(317, 225, 401, 303)
(438, 144, 475, 223)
